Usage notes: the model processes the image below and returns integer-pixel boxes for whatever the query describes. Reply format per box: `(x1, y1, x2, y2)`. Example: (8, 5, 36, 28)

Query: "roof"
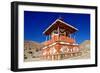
(43, 19, 78, 35)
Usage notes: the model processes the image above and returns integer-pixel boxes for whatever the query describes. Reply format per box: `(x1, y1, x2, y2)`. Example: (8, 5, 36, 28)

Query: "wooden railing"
(44, 35, 75, 46)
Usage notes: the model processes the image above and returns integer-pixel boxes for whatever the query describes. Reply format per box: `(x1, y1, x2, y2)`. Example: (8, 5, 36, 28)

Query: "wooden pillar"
(50, 55, 52, 60)
(47, 55, 49, 60)
(57, 27, 60, 40)
(63, 54, 65, 59)
(49, 34, 51, 40)
(58, 54, 61, 60)
(45, 55, 47, 60)
(55, 54, 57, 60)
(52, 55, 55, 60)
(65, 53, 67, 58)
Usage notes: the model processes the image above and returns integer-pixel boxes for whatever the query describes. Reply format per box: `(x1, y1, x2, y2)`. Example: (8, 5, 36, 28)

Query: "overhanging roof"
(43, 19, 78, 35)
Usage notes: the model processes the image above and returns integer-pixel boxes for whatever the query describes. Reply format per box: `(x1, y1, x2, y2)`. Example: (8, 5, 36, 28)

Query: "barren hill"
(24, 41, 44, 62)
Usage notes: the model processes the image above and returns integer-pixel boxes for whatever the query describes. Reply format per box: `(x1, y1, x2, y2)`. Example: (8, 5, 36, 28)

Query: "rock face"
(79, 40, 90, 59)
(69, 40, 90, 60)
(80, 40, 90, 50)
(24, 41, 44, 62)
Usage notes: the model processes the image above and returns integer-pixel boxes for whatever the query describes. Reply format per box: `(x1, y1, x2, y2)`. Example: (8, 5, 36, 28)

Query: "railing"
(44, 35, 75, 46)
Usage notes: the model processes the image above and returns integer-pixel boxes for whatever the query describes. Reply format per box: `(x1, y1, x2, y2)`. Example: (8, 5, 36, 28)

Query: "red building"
(42, 18, 81, 60)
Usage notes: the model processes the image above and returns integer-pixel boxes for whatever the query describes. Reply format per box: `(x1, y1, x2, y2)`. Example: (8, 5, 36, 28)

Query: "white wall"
(0, 0, 99, 73)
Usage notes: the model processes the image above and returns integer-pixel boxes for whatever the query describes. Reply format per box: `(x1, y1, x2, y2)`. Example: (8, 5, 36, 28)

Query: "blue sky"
(24, 11, 90, 44)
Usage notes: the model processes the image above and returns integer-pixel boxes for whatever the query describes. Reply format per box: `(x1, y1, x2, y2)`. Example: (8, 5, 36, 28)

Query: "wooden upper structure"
(43, 18, 78, 46)
(43, 19, 78, 35)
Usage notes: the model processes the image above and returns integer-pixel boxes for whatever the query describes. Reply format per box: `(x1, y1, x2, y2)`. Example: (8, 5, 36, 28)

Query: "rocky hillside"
(70, 40, 90, 60)
(80, 40, 90, 50)
(79, 40, 90, 59)
(24, 41, 44, 62)
(24, 41, 44, 49)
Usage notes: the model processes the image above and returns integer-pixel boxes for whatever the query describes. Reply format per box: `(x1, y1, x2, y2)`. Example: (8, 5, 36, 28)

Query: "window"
(53, 30, 58, 34)
(28, 51, 32, 54)
(60, 29, 65, 33)
(36, 49, 39, 52)
(29, 48, 31, 50)
(24, 56, 27, 59)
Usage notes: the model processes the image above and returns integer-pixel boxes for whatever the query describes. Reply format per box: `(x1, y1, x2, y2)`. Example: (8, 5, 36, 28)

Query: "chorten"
(42, 18, 81, 60)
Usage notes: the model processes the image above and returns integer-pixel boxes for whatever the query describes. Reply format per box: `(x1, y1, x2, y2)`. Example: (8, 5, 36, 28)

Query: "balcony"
(43, 35, 75, 46)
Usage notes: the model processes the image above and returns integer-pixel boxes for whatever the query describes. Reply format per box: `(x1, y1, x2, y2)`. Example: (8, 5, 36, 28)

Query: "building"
(42, 18, 81, 60)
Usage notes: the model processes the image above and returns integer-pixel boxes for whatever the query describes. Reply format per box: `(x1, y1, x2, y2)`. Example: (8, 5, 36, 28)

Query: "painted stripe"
(42, 41, 79, 49)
